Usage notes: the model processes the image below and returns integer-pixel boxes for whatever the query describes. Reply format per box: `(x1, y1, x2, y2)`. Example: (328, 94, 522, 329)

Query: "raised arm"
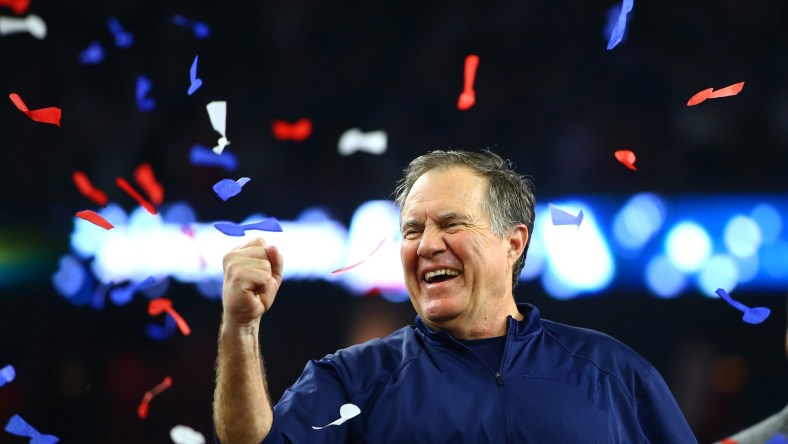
(213, 238, 284, 444)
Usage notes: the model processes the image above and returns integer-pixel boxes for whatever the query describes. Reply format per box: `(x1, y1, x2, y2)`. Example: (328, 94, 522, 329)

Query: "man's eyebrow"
(436, 212, 469, 223)
(401, 218, 422, 229)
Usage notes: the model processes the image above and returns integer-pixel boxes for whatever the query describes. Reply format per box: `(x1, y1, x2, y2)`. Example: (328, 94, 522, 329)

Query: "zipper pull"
(495, 372, 504, 386)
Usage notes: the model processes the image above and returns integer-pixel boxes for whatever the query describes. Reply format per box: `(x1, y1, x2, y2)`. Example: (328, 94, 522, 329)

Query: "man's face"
(400, 166, 519, 328)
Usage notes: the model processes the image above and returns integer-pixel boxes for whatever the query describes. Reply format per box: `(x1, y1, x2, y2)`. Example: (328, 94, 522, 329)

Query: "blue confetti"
(213, 177, 251, 201)
(146, 314, 176, 341)
(78, 41, 104, 65)
(0, 365, 15, 387)
(109, 276, 157, 306)
(189, 144, 238, 171)
(172, 14, 211, 39)
(715, 288, 771, 325)
(188, 55, 203, 96)
(214, 218, 283, 236)
(5, 414, 60, 444)
(606, 0, 634, 50)
(136, 75, 155, 112)
(549, 204, 584, 227)
(51, 255, 86, 298)
(107, 17, 133, 48)
(766, 433, 788, 444)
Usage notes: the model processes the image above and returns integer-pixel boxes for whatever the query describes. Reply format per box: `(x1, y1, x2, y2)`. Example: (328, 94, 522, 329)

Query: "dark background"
(0, 0, 787, 442)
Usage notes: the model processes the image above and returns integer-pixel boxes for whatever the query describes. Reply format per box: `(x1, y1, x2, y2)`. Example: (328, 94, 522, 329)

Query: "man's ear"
(508, 225, 529, 261)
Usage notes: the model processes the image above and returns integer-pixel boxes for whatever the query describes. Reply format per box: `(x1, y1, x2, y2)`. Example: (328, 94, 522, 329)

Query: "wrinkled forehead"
(400, 167, 488, 217)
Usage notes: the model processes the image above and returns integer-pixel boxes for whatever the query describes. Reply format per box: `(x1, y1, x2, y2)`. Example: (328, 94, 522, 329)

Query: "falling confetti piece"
(137, 376, 173, 420)
(187, 55, 203, 96)
(549, 204, 584, 227)
(107, 16, 133, 48)
(337, 128, 387, 156)
(312, 403, 361, 430)
(171, 425, 206, 444)
(136, 75, 155, 112)
(765, 433, 788, 444)
(457, 54, 479, 110)
(116, 177, 157, 214)
(606, 0, 634, 50)
(109, 276, 157, 306)
(171, 14, 211, 39)
(72, 171, 108, 206)
(206, 101, 229, 154)
(52, 255, 86, 297)
(213, 218, 283, 236)
(76, 210, 114, 230)
(4, 414, 59, 444)
(147, 314, 176, 341)
(0, 0, 30, 15)
(78, 41, 104, 65)
(8, 93, 61, 126)
(272, 118, 312, 142)
(0, 364, 15, 386)
(149, 298, 191, 336)
(212, 177, 251, 201)
(189, 144, 237, 171)
(614, 149, 637, 170)
(687, 82, 745, 106)
(133, 163, 164, 206)
(0, 13, 45, 39)
(715, 288, 771, 324)
(332, 239, 386, 274)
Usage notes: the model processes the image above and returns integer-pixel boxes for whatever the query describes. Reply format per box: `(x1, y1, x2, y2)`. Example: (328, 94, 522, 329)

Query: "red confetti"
(709, 81, 745, 99)
(614, 149, 638, 171)
(148, 298, 191, 336)
(133, 163, 164, 206)
(72, 171, 108, 207)
(8, 93, 61, 127)
(272, 118, 312, 141)
(116, 177, 158, 214)
(0, 0, 30, 15)
(457, 54, 479, 110)
(137, 376, 172, 420)
(332, 239, 386, 275)
(687, 82, 745, 106)
(75, 210, 114, 230)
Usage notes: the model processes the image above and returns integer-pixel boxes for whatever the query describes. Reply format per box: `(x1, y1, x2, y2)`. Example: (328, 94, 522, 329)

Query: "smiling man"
(213, 149, 697, 443)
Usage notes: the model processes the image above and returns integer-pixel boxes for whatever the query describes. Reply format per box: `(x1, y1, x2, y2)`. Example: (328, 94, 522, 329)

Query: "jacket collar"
(414, 303, 543, 347)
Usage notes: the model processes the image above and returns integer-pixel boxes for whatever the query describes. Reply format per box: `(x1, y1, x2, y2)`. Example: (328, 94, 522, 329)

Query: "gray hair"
(393, 149, 535, 290)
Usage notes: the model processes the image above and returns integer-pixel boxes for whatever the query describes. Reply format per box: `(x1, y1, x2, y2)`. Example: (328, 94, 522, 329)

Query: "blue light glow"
(613, 193, 665, 252)
(697, 254, 739, 298)
(60, 194, 788, 303)
(750, 203, 782, 245)
(644, 254, 687, 298)
(723, 215, 762, 258)
(538, 202, 615, 296)
(665, 221, 712, 273)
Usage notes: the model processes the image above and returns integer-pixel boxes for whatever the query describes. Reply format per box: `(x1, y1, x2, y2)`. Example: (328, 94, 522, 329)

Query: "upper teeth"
(424, 269, 459, 283)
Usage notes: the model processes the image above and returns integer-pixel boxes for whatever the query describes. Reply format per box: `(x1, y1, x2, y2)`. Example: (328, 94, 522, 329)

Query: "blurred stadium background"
(1, 0, 787, 442)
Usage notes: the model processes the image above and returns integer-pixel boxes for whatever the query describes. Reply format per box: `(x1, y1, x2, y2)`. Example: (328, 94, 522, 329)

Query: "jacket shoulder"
(321, 325, 423, 395)
(539, 319, 654, 380)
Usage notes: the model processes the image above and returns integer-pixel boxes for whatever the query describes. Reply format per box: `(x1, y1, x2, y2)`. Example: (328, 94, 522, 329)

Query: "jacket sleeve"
(261, 357, 357, 444)
(636, 366, 698, 443)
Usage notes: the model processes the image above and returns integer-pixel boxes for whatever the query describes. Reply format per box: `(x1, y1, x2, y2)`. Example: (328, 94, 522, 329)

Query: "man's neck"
(426, 304, 524, 340)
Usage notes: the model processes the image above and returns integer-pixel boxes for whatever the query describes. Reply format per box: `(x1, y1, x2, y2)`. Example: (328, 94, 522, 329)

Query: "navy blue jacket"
(228, 304, 696, 443)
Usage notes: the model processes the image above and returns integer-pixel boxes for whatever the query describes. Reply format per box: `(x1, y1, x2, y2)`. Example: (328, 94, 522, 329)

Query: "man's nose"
(417, 227, 446, 258)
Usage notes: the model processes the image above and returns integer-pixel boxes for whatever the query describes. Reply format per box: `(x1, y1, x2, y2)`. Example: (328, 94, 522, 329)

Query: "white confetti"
(170, 425, 205, 444)
(338, 128, 387, 156)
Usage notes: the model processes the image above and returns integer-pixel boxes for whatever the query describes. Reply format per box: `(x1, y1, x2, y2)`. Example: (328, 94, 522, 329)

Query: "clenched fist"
(221, 238, 284, 329)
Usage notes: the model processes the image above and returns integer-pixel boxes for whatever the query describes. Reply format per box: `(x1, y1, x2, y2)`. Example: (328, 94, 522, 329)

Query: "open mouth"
(423, 268, 460, 283)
